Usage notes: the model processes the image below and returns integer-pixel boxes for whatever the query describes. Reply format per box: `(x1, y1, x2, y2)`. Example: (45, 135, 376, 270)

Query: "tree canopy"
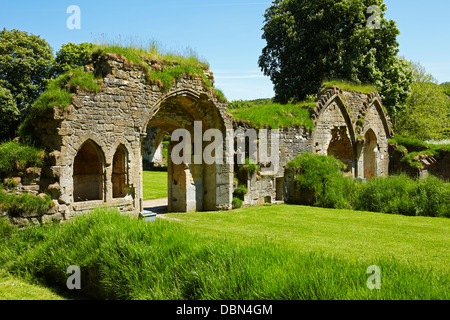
(0, 29, 53, 141)
(52, 42, 94, 76)
(259, 0, 412, 115)
(394, 62, 450, 140)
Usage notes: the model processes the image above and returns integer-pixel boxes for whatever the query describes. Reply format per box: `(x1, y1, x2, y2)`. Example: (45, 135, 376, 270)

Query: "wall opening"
(364, 129, 378, 179)
(112, 145, 128, 198)
(327, 126, 353, 172)
(73, 140, 104, 202)
(276, 177, 284, 201)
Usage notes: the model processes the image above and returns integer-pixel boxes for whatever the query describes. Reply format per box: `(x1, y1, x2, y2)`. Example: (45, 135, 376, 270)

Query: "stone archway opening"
(112, 145, 128, 198)
(364, 129, 378, 179)
(327, 126, 354, 173)
(73, 140, 104, 202)
(141, 93, 225, 213)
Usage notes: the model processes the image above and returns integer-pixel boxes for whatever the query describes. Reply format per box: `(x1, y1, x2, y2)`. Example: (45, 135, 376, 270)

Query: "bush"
(352, 175, 449, 218)
(352, 175, 418, 216)
(414, 176, 450, 218)
(286, 153, 352, 209)
(237, 158, 258, 175)
(233, 184, 248, 200)
(0, 141, 45, 178)
(232, 197, 243, 209)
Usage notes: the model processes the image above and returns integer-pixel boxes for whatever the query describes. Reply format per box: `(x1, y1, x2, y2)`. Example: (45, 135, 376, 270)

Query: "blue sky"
(1, 0, 449, 101)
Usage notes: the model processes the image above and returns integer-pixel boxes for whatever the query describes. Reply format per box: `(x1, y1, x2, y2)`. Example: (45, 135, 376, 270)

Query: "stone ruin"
(3, 52, 398, 225)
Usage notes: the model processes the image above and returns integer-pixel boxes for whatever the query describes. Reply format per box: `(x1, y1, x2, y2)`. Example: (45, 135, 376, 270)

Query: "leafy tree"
(441, 82, 450, 97)
(394, 63, 450, 140)
(52, 42, 94, 76)
(0, 86, 20, 141)
(258, 0, 412, 116)
(0, 29, 53, 141)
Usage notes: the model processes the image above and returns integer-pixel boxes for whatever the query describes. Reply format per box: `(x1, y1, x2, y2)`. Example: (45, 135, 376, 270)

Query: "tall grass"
(322, 80, 377, 94)
(287, 153, 450, 217)
(0, 208, 447, 300)
(230, 102, 315, 129)
(92, 35, 209, 69)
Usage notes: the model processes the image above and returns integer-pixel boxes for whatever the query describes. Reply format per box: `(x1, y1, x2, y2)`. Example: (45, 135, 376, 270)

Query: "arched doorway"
(141, 92, 227, 213)
(112, 145, 128, 198)
(73, 140, 104, 202)
(364, 129, 378, 179)
(327, 126, 354, 173)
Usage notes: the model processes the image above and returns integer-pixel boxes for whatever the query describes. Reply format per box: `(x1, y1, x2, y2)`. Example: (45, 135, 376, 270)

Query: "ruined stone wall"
(19, 53, 232, 223)
(235, 87, 392, 207)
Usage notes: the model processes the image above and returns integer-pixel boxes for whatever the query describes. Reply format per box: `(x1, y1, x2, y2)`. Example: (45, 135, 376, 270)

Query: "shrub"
(352, 175, 418, 216)
(233, 184, 248, 200)
(286, 153, 352, 209)
(352, 175, 449, 217)
(237, 158, 258, 176)
(232, 197, 243, 209)
(414, 176, 450, 218)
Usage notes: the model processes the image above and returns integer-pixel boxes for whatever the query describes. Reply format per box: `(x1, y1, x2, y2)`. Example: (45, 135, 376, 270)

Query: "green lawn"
(167, 204, 450, 272)
(1, 204, 448, 300)
(0, 269, 66, 300)
(142, 170, 167, 200)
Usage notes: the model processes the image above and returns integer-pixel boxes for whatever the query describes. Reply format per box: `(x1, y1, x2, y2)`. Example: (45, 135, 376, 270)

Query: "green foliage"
(18, 67, 101, 144)
(233, 184, 248, 200)
(322, 80, 377, 94)
(396, 82, 450, 140)
(441, 82, 450, 97)
(232, 197, 243, 209)
(352, 175, 449, 218)
(287, 153, 449, 217)
(53, 43, 95, 76)
(0, 187, 53, 217)
(0, 86, 20, 142)
(0, 29, 53, 140)
(0, 141, 45, 178)
(389, 135, 450, 168)
(286, 153, 351, 209)
(3, 178, 18, 189)
(0, 217, 16, 238)
(148, 64, 210, 92)
(237, 158, 259, 175)
(259, 0, 412, 114)
(93, 42, 223, 98)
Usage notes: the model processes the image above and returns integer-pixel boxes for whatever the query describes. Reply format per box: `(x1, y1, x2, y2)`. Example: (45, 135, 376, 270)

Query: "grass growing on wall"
(0, 186, 54, 217)
(230, 101, 315, 129)
(0, 141, 45, 178)
(322, 80, 377, 94)
(389, 135, 450, 169)
(93, 41, 225, 100)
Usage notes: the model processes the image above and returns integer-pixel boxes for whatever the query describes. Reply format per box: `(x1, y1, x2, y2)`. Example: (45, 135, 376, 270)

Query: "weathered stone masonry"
(235, 86, 393, 206)
(20, 53, 234, 223)
(3, 52, 397, 224)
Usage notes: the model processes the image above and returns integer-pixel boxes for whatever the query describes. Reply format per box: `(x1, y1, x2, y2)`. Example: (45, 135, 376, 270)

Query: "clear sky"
(1, 0, 449, 101)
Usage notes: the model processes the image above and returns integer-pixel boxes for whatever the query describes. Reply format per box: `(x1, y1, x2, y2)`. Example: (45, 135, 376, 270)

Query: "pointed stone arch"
(312, 93, 357, 174)
(112, 144, 129, 198)
(73, 139, 105, 202)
